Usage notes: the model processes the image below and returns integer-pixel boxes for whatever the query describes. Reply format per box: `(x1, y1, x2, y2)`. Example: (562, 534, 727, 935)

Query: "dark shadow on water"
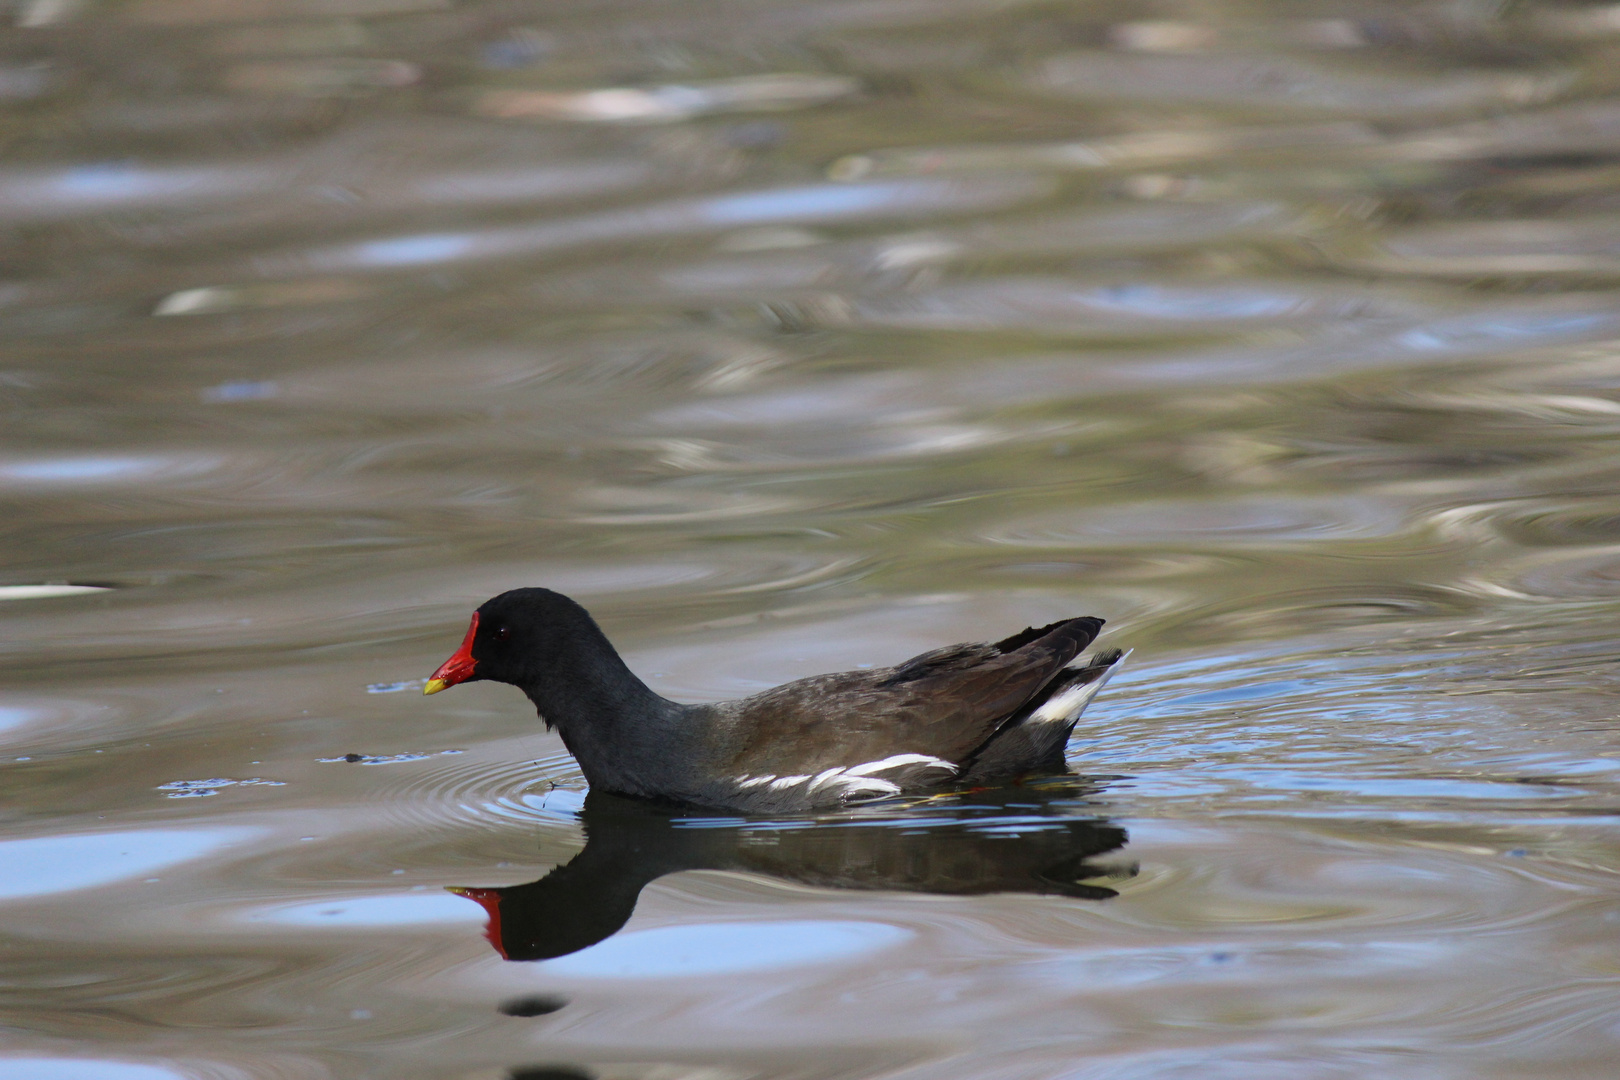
(453, 781, 1131, 962)
(508, 1068, 593, 1080)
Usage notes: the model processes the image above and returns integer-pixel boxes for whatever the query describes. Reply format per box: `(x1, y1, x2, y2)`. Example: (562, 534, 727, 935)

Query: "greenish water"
(3, 1, 1620, 1078)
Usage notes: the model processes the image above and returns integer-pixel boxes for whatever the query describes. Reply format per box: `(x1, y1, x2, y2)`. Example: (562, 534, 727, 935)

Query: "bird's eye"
(495, 626, 510, 642)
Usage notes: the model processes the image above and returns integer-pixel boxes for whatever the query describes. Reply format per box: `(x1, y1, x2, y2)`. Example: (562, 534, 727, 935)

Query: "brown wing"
(716, 617, 1104, 775)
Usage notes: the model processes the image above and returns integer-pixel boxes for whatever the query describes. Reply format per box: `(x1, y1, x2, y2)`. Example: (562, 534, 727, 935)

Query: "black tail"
(995, 616, 1104, 657)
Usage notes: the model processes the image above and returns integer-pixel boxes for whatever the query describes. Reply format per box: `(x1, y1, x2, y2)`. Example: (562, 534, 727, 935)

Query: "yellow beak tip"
(422, 679, 448, 696)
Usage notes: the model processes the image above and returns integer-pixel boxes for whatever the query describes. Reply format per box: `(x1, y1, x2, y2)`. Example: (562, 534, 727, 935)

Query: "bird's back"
(688, 617, 1110, 810)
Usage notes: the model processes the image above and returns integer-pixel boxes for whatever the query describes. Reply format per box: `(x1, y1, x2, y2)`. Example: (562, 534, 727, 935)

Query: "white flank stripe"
(733, 751, 965, 803)
(831, 776, 901, 799)
(807, 767, 847, 792)
(842, 753, 957, 778)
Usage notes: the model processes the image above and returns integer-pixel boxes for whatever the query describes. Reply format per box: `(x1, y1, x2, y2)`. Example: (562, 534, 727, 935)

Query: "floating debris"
(158, 777, 285, 798)
(0, 584, 111, 601)
(320, 750, 464, 765)
(365, 679, 426, 694)
(323, 753, 427, 765)
(475, 73, 857, 123)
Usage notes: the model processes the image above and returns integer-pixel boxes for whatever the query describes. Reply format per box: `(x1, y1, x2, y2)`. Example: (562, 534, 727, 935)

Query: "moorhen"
(423, 588, 1125, 812)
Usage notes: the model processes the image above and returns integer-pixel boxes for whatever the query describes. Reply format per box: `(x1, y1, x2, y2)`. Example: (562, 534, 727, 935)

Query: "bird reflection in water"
(450, 783, 1130, 961)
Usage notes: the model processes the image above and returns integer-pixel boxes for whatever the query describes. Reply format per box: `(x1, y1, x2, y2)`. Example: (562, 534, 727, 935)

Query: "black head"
(423, 588, 603, 696)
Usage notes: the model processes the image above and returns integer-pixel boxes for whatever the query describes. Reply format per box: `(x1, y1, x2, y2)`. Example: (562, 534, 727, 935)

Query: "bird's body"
(425, 588, 1125, 812)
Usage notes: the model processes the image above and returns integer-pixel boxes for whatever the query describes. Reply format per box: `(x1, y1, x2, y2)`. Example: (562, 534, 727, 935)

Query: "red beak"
(423, 612, 478, 695)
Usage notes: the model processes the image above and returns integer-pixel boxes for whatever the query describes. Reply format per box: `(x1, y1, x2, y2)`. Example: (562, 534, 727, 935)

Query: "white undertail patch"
(1030, 649, 1131, 725)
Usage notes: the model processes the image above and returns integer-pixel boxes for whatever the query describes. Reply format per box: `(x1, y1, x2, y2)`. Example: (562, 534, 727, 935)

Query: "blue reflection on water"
(1233, 770, 1580, 800)
(0, 706, 37, 735)
(1165, 680, 1314, 706)
(1398, 312, 1614, 352)
(0, 1059, 185, 1080)
(248, 893, 482, 928)
(1084, 283, 1301, 319)
(0, 828, 258, 901)
(58, 164, 146, 197)
(541, 919, 913, 978)
(355, 233, 476, 267)
(0, 457, 158, 483)
(702, 182, 906, 225)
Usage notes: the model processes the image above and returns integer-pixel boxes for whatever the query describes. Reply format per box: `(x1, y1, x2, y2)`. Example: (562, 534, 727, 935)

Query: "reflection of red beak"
(423, 612, 478, 695)
(446, 885, 507, 959)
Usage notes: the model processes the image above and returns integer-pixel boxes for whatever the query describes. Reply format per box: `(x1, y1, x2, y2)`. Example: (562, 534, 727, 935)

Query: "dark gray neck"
(517, 629, 694, 797)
